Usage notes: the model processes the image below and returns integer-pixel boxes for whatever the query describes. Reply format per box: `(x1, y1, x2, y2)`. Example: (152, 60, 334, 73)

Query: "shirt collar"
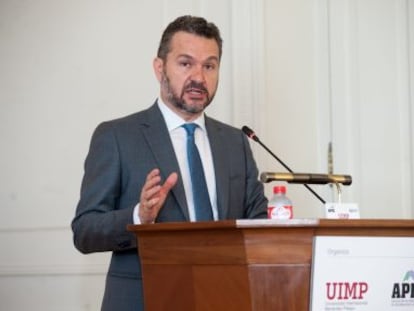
(157, 98, 206, 132)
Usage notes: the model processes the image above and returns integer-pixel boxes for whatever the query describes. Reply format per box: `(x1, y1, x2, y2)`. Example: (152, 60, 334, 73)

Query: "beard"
(161, 70, 216, 115)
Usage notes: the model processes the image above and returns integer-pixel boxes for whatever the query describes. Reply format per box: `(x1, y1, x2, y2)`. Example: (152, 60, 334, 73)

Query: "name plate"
(311, 236, 414, 310)
(324, 203, 360, 219)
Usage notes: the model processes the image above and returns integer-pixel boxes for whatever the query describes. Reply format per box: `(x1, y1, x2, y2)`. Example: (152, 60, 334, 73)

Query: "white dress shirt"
(133, 99, 218, 223)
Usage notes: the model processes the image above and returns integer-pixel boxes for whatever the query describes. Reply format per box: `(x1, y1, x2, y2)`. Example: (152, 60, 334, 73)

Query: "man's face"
(154, 31, 220, 120)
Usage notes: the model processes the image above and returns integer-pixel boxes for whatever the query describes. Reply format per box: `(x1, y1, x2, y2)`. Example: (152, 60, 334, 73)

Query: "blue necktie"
(182, 123, 214, 221)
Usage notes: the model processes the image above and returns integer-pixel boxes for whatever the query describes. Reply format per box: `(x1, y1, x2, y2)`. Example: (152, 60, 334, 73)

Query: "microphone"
(242, 125, 326, 204)
(260, 172, 352, 185)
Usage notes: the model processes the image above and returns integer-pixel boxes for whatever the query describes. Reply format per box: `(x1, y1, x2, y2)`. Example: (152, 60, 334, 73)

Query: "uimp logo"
(391, 270, 414, 299)
(326, 282, 369, 300)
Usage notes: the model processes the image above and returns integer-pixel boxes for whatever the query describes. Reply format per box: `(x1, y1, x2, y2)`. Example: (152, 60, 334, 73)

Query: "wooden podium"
(128, 219, 414, 311)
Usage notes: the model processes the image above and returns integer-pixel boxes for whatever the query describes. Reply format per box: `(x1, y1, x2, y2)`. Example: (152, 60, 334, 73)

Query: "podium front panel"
(128, 219, 414, 311)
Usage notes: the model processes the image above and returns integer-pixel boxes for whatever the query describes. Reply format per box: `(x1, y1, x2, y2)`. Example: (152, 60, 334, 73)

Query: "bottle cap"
(273, 185, 286, 194)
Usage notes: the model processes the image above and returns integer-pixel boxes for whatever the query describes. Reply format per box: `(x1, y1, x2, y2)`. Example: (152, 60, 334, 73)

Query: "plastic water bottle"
(268, 185, 293, 219)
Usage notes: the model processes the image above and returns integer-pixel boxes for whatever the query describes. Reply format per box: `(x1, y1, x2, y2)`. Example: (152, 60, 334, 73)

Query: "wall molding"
(0, 225, 70, 233)
(0, 263, 107, 277)
(0, 225, 111, 277)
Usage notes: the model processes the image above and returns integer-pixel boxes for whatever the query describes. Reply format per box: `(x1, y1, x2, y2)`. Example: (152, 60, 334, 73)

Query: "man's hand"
(138, 168, 178, 224)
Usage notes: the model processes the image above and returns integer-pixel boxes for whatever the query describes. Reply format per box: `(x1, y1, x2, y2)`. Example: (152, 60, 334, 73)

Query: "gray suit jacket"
(72, 102, 268, 310)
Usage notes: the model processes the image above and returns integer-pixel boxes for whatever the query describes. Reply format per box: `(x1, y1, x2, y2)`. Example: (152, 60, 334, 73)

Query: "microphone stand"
(333, 183, 342, 203)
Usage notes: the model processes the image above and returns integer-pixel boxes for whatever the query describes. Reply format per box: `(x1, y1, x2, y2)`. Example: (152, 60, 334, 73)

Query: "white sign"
(324, 203, 360, 219)
(310, 236, 414, 311)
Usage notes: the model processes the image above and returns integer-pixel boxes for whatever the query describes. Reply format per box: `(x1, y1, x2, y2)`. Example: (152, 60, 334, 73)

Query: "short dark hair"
(157, 15, 223, 61)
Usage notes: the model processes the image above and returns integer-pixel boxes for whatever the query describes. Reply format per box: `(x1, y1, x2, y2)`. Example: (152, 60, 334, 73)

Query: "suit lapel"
(140, 104, 190, 221)
(206, 118, 230, 220)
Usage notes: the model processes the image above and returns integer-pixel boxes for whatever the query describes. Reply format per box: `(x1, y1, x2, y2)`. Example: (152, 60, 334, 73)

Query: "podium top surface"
(128, 218, 414, 236)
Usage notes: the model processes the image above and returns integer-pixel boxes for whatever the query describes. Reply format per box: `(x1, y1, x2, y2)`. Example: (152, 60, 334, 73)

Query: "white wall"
(1, 0, 412, 309)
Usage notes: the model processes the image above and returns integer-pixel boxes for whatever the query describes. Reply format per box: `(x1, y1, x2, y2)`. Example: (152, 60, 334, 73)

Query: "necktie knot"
(182, 123, 197, 137)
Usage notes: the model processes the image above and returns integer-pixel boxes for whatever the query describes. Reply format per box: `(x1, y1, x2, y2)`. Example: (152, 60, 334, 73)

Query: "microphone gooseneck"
(242, 126, 294, 173)
(242, 125, 326, 204)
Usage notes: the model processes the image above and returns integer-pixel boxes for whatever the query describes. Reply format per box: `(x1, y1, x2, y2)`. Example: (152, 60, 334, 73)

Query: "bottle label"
(268, 205, 293, 219)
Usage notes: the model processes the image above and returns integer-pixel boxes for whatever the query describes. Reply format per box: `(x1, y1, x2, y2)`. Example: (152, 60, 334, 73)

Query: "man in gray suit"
(72, 15, 268, 310)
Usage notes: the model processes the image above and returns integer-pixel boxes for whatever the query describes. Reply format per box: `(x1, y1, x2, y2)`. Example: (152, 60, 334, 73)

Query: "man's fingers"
(142, 169, 161, 192)
(139, 171, 178, 224)
(142, 185, 161, 202)
(162, 172, 178, 193)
